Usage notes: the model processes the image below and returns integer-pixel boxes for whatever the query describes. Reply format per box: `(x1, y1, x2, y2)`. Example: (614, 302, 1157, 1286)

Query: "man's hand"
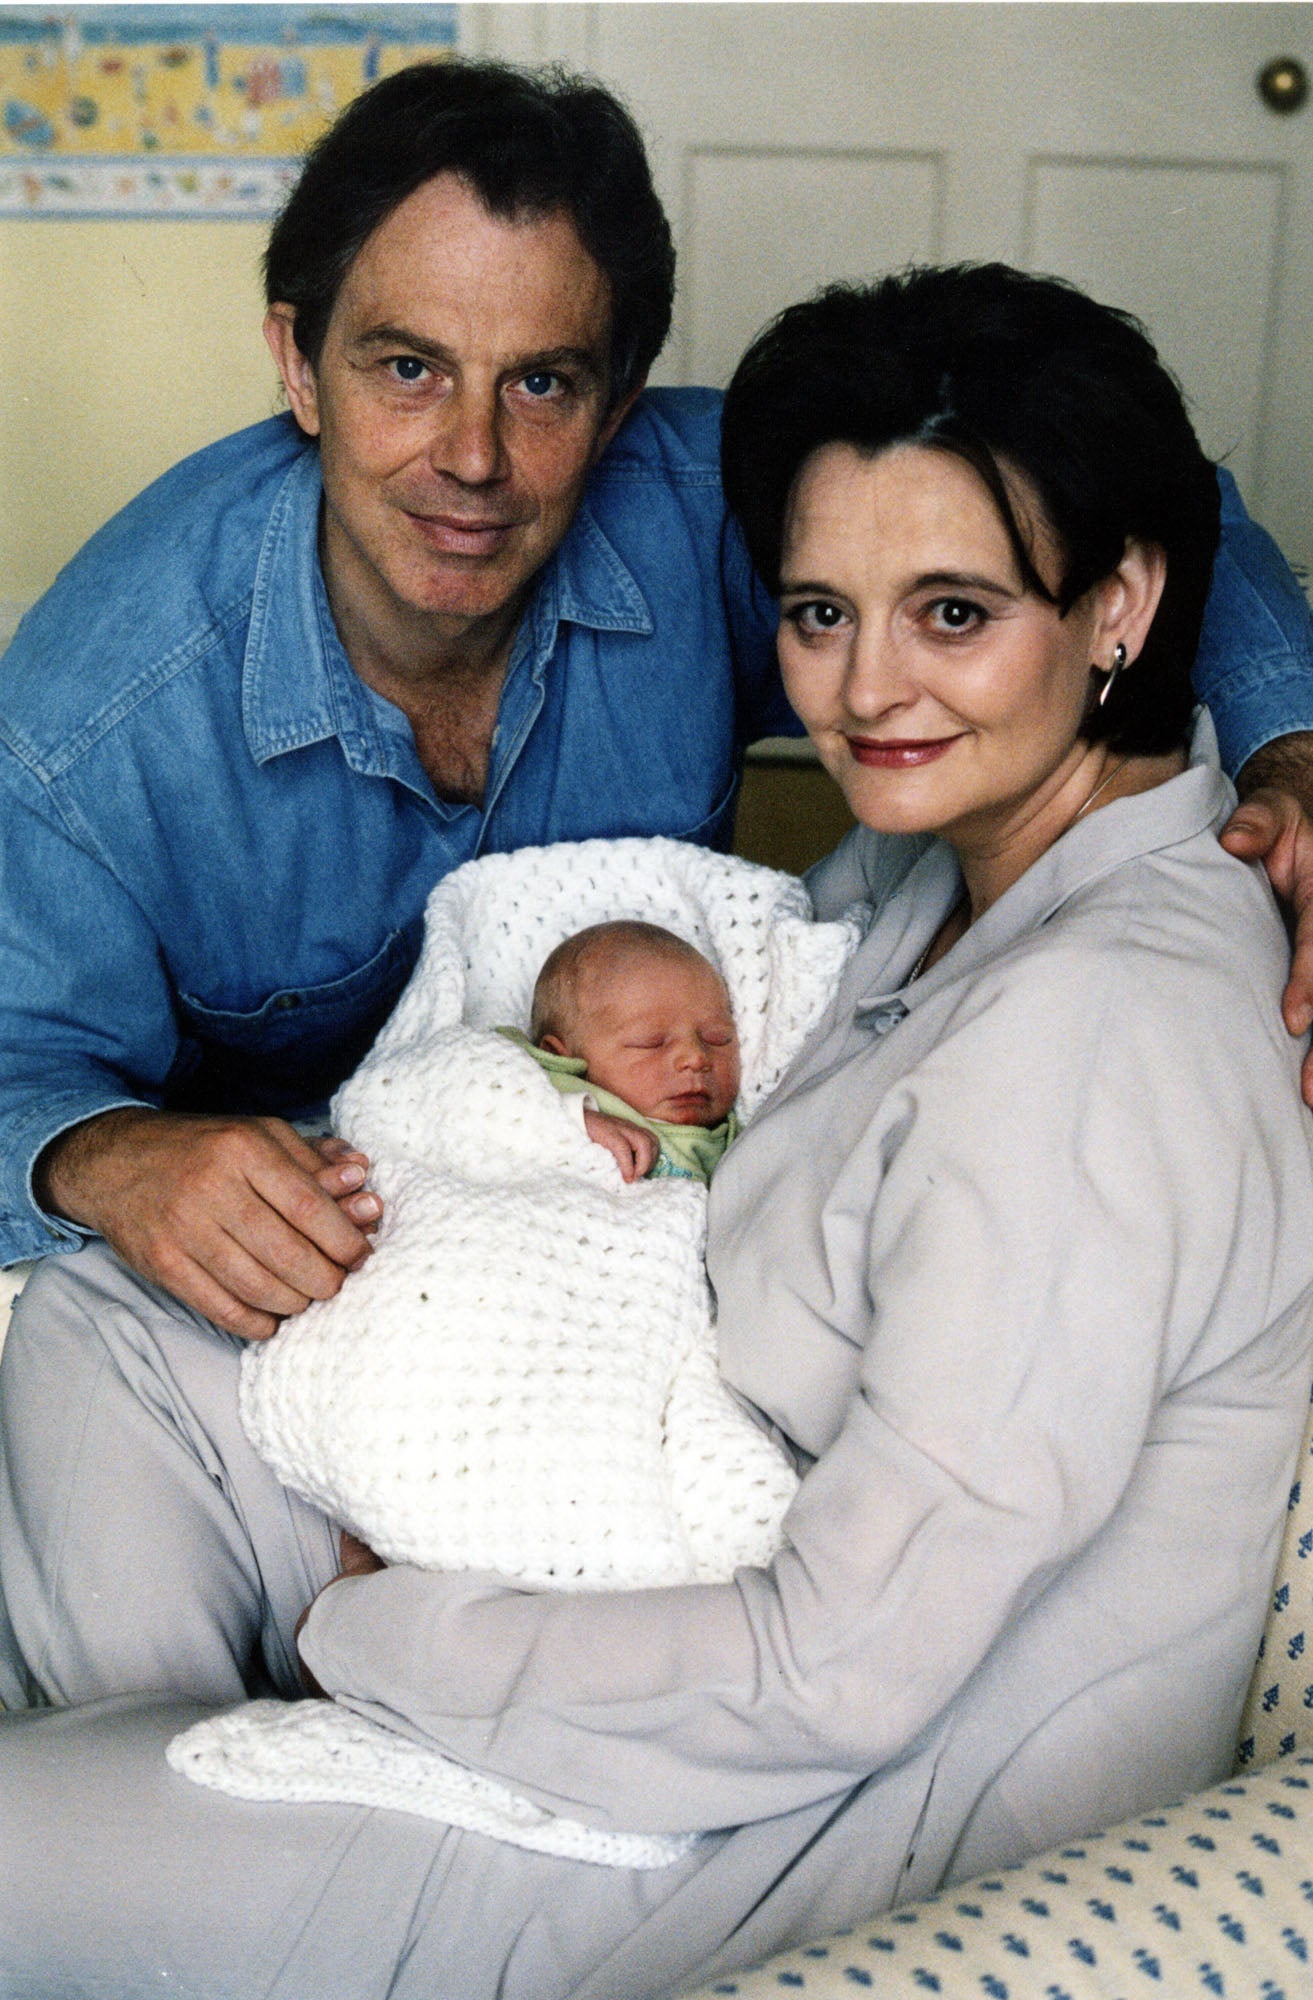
(37, 1106, 382, 1340)
(582, 1107, 658, 1182)
(308, 1133, 382, 1228)
(1223, 731, 1313, 1103)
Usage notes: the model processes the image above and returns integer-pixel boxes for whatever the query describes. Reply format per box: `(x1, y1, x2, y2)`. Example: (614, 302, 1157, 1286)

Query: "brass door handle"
(1258, 57, 1309, 114)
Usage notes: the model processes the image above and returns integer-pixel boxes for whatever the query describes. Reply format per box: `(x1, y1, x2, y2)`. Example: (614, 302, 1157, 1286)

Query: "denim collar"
(240, 447, 654, 770)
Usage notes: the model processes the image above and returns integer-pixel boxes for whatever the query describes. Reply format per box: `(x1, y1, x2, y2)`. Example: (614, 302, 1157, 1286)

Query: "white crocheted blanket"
(170, 837, 862, 1863)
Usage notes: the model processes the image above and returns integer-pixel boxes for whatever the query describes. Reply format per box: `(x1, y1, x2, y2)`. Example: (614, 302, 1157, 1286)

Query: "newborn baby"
(505, 920, 740, 1184)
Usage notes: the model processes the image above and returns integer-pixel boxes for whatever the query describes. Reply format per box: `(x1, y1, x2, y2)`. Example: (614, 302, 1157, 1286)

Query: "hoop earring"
(1098, 641, 1128, 709)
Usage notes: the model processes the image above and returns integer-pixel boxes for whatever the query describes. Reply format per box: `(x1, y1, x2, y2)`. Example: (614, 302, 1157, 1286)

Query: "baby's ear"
(538, 1033, 570, 1057)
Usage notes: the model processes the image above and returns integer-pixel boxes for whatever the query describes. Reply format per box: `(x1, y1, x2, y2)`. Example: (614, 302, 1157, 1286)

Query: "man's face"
(266, 172, 636, 649)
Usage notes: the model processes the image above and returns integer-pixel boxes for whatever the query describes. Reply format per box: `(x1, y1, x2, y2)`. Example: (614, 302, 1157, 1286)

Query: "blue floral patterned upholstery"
(674, 1389, 1313, 2000)
(1238, 1389, 1313, 1771)
(678, 1757, 1313, 1998)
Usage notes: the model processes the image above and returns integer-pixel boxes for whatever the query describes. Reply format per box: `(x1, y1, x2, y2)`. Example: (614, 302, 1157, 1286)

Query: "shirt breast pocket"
(664, 774, 740, 852)
(169, 924, 420, 1119)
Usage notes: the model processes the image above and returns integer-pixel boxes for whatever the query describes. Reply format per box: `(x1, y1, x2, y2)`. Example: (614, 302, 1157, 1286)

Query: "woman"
(4, 265, 1312, 1998)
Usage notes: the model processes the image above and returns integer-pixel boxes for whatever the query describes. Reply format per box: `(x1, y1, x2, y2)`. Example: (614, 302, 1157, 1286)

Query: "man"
(0, 61, 786, 1342)
(1, 58, 1312, 1711)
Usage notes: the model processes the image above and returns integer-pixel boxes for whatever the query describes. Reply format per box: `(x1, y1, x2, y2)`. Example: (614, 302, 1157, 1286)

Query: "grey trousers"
(0, 1696, 724, 2000)
(0, 1241, 339, 1710)
(0, 1245, 861, 1999)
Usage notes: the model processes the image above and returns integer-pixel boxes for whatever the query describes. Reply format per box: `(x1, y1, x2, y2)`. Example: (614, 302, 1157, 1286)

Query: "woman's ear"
(1094, 537, 1168, 669)
(263, 306, 321, 438)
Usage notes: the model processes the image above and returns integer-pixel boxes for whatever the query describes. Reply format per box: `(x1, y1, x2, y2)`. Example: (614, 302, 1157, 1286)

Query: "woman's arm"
(299, 931, 1294, 1836)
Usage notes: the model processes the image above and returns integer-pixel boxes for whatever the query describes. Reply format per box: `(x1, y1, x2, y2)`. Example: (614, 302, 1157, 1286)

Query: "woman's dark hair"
(721, 264, 1221, 754)
(264, 58, 675, 409)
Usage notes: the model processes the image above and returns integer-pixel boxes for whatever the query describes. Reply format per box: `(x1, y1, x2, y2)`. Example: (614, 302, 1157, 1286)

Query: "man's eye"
(387, 356, 429, 383)
(520, 371, 562, 399)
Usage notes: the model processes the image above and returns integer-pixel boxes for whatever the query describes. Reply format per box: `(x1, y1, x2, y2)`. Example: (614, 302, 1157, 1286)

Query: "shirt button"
(273, 993, 301, 1012)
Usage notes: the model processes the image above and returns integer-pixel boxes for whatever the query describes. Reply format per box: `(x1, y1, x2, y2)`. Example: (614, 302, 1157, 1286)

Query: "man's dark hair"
(264, 58, 675, 408)
(721, 263, 1221, 755)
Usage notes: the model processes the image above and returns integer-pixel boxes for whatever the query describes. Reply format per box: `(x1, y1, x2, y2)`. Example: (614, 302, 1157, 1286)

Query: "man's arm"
(1192, 473, 1313, 1095)
(1222, 734, 1313, 1079)
(1193, 471, 1313, 780)
(0, 765, 377, 1335)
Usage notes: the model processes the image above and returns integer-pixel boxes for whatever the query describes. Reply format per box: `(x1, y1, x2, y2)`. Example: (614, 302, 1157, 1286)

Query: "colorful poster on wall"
(0, 5, 459, 216)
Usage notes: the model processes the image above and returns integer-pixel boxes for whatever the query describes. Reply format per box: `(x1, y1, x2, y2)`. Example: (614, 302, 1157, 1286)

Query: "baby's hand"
(583, 1108, 658, 1182)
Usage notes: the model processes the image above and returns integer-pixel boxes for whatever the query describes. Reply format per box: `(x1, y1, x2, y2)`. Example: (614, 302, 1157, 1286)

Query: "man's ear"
(592, 374, 647, 462)
(1096, 537, 1168, 667)
(264, 306, 321, 438)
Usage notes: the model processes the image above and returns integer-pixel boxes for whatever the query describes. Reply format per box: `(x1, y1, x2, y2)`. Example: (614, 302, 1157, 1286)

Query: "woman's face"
(777, 442, 1117, 852)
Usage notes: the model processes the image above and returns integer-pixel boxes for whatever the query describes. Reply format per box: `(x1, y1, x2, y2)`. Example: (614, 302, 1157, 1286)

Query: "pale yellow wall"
(0, 219, 281, 606)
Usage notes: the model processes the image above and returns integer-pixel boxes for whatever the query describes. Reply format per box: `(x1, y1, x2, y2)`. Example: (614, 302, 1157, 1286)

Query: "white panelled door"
(472, 2, 1313, 573)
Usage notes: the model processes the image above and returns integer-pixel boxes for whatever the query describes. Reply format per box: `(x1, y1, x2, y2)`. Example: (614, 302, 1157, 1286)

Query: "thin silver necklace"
(909, 896, 967, 982)
(1073, 757, 1126, 823)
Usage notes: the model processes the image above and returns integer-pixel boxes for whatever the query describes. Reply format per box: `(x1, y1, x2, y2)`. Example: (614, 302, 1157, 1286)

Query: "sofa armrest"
(674, 1753, 1313, 1998)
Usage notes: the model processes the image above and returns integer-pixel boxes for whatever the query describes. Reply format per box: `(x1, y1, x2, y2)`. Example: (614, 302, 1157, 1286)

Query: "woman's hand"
(296, 1528, 386, 1696)
(582, 1108, 658, 1181)
(1222, 736, 1313, 1103)
(337, 1530, 386, 1578)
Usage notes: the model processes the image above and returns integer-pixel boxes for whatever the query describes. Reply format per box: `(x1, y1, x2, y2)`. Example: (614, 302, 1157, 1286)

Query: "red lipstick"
(847, 735, 961, 769)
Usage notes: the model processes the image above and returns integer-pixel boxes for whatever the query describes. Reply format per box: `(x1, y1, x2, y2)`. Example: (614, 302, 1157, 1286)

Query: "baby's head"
(531, 921, 740, 1126)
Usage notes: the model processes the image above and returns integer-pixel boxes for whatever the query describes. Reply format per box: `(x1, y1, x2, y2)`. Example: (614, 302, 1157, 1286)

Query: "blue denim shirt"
(0, 392, 789, 1261)
(0, 395, 1309, 1264)
(1193, 468, 1313, 776)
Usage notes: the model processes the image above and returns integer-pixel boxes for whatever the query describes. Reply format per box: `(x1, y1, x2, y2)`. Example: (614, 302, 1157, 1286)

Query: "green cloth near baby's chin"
(496, 1027, 737, 1183)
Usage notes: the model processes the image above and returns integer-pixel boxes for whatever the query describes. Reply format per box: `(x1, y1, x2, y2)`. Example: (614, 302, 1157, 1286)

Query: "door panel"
(1025, 158, 1285, 492)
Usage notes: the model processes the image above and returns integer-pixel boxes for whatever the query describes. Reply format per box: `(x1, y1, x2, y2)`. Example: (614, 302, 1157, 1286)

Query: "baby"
(505, 920, 740, 1184)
